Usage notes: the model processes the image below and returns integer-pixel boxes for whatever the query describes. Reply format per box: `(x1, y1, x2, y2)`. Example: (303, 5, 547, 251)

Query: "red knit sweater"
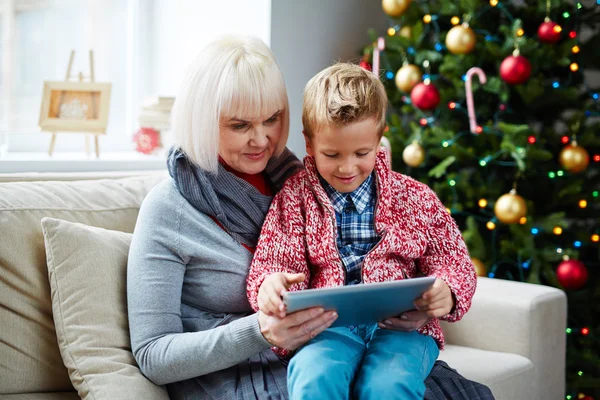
(247, 150, 477, 350)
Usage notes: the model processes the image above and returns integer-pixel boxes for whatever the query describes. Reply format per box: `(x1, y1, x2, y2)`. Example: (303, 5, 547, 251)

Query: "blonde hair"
(171, 35, 289, 172)
(302, 62, 387, 138)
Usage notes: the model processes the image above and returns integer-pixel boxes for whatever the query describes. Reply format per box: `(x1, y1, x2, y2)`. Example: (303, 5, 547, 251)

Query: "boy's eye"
(356, 152, 369, 157)
(324, 153, 338, 158)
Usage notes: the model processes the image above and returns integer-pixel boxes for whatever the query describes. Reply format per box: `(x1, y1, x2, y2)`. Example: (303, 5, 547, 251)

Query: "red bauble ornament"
(537, 20, 562, 44)
(556, 259, 588, 290)
(133, 127, 161, 154)
(359, 60, 372, 71)
(500, 54, 531, 85)
(410, 82, 440, 110)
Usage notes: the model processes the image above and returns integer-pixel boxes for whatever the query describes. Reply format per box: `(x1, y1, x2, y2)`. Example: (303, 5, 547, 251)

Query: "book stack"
(138, 96, 175, 131)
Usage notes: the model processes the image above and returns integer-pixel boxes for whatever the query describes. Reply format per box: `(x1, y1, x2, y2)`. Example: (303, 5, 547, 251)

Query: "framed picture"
(39, 81, 112, 134)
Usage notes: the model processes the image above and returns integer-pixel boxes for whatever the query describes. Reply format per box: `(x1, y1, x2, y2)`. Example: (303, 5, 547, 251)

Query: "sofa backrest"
(0, 174, 167, 394)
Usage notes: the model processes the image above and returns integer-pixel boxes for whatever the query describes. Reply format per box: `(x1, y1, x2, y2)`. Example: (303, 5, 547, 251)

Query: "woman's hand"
(378, 310, 430, 331)
(258, 272, 305, 318)
(378, 278, 454, 331)
(258, 307, 337, 351)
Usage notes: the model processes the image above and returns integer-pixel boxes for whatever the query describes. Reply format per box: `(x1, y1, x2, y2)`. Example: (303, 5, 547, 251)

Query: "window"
(0, 0, 271, 158)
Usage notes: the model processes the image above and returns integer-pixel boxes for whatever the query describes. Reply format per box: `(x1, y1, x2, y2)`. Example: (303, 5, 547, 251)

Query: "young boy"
(247, 63, 477, 399)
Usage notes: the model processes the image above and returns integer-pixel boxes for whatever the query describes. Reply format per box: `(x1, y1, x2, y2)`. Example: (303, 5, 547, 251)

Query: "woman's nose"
(250, 127, 269, 147)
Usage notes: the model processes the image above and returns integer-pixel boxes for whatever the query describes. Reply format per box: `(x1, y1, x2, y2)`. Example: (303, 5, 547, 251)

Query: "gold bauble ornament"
(559, 141, 589, 174)
(445, 23, 476, 54)
(382, 0, 412, 17)
(395, 64, 422, 93)
(471, 258, 487, 277)
(494, 189, 527, 224)
(402, 141, 425, 167)
(399, 26, 412, 39)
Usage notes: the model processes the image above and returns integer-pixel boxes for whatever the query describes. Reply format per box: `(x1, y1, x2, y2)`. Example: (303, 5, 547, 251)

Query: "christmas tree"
(364, 0, 600, 397)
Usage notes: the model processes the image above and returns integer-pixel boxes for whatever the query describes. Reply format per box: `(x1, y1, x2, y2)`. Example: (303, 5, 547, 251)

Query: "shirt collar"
(321, 173, 375, 214)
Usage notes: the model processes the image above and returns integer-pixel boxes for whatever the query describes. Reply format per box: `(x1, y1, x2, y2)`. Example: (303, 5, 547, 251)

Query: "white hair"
(170, 35, 290, 172)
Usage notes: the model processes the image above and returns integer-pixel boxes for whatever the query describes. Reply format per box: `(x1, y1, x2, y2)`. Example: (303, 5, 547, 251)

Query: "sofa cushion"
(438, 344, 535, 400)
(41, 218, 168, 400)
(0, 393, 80, 400)
(0, 175, 165, 394)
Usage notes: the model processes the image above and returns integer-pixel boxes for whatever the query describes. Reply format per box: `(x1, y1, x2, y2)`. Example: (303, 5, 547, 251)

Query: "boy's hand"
(413, 278, 455, 318)
(258, 272, 305, 318)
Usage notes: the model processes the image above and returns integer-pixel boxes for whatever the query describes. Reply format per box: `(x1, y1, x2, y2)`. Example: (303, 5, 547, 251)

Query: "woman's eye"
(264, 116, 279, 125)
(232, 124, 248, 131)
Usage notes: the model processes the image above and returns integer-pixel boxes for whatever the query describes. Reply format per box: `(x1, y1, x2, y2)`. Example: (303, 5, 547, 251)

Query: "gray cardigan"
(127, 179, 286, 398)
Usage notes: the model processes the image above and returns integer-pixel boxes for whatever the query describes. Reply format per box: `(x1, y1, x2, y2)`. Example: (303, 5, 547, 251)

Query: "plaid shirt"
(321, 174, 380, 285)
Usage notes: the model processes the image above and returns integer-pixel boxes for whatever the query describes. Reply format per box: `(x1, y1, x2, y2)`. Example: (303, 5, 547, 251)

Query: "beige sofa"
(0, 172, 567, 400)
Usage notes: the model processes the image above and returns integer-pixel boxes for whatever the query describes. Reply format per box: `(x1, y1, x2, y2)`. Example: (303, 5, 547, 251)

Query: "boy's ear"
(303, 130, 314, 156)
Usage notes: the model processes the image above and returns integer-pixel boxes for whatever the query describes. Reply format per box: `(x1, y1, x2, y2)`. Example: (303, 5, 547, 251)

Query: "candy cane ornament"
(372, 37, 385, 76)
(465, 67, 487, 134)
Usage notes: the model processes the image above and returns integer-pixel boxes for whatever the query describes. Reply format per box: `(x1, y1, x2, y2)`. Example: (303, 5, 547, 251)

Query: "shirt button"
(344, 208, 352, 214)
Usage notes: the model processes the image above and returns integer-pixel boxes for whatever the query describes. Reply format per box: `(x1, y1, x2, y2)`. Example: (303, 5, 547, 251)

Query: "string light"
(531, 228, 539, 235)
(516, 28, 525, 36)
(448, 101, 457, 109)
(486, 221, 496, 230)
(593, 191, 599, 197)
(451, 16, 460, 25)
(592, 234, 599, 243)
(442, 141, 450, 147)
(479, 199, 488, 208)
(386, 71, 394, 79)
(572, 45, 580, 53)
(434, 43, 443, 51)
(419, 118, 428, 126)
(563, 11, 570, 18)
(499, 104, 506, 111)
(569, 31, 577, 39)
(593, 154, 600, 162)
(581, 327, 589, 335)
(553, 226, 563, 235)
(446, 207, 452, 214)
(553, 81, 560, 88)
(574, 241, 582, 248)
(549, 172, 556, 178)
(566, 328, 573, 334)
(519, 217, 527, 224)
(561, 135, 570, 144)
(579, 200, 587, 208)
(490, 0, 499, 6)
(557, 170, 564, 177)
(556, 247, 563, 254)
(384, 125, 389, 133)
(423, 14, 432, 23)
(578, 371, 583, 377)
(553, 25, 563, 33)
(387, 27, 396, 36)
(528, 136, 536, 144)
(476, 126, 483, 134)
(570, 63, 579, 72)
(448, 179, 456, 186)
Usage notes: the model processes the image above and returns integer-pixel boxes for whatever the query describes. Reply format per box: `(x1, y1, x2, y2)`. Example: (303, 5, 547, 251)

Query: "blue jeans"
(287, 324, 439, 400)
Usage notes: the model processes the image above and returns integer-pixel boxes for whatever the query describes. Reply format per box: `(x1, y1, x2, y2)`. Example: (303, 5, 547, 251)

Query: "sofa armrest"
(440, 277, 566, 399)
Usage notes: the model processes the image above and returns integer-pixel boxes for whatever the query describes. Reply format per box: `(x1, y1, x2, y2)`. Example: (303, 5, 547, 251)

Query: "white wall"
(147, 0, 271, 96)
(270, 0, 387, 156)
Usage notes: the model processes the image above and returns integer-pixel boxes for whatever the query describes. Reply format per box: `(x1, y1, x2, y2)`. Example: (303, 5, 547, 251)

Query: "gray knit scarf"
(167, 147, 302, 248)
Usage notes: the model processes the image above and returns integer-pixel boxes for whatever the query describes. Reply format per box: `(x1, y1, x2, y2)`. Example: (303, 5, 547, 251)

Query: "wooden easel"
(48, 50, 101, 158)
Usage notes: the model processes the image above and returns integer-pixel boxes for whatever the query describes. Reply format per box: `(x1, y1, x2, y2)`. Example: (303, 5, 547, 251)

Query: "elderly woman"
(127, 35, 494, 400)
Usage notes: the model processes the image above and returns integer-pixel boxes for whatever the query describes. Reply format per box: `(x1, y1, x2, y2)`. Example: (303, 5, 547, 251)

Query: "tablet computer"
(282, 276, 435, 327)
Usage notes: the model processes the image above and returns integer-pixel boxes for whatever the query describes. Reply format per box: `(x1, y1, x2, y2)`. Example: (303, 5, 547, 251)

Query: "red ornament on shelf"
(556, 258, 588, 290)
(537, 20, 562, 43)
(133, 127, 161, 155)
(500, 53, 531, 85)
(410, 82, 440, 110)
(359, 60, 372, 71)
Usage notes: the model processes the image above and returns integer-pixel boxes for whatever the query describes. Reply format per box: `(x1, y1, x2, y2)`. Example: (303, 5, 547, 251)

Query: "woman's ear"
(303, 131, 314, 156)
